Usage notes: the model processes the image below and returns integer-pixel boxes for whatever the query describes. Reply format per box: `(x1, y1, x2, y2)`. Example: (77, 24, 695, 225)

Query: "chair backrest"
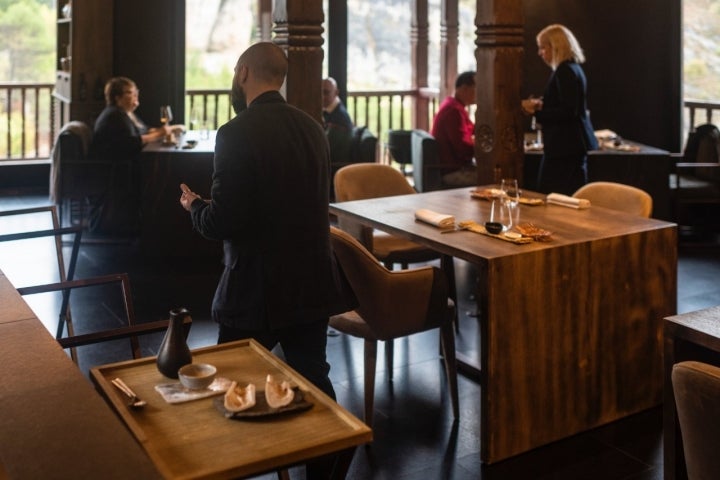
(0, 206, 83, 339)
(573, 181, 653, 218)
(334, 163, 415, 202)
(387, 130, 413, 166)
(349, 126, 378, 163)
(330, 226, 448, 339)
(410, 129, 442, 192)
(50, 122, 94, 204)
(683, 123, 720, 181)
(672, 361, 720, 480)
(16, 273, 192, 369)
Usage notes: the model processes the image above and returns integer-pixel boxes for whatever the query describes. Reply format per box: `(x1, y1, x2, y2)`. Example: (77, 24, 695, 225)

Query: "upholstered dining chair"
(333, 163, 455, 271)
(572, 181, 653, 218)
(333, 163, 459, 367)
(671, 361, 720, 480)
(329, 226, 459, 427)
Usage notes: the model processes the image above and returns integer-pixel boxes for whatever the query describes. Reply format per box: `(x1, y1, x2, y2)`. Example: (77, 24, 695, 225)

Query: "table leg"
(663, 329, 685, 480)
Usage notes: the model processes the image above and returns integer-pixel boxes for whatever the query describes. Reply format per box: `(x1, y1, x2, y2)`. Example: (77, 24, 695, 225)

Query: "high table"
(663, 306, 720, 480)
(330, 187, 677, 463)
(90, 339, 372, 479)
(140, 132, 219, 258)
(524, 140, 672, 220)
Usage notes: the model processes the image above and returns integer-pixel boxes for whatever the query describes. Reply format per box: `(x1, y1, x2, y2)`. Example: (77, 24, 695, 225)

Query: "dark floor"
(2, 194, 719, 480)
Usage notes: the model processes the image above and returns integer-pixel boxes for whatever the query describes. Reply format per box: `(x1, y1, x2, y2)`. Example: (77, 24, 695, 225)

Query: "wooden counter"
(0, 271, 161, 479)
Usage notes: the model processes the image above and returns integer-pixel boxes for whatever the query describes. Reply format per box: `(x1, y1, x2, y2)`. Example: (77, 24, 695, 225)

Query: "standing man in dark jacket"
(179, 42, 347, 400)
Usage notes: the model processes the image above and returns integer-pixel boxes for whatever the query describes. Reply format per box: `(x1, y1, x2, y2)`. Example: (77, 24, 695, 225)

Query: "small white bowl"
(178, 363, 217, 390)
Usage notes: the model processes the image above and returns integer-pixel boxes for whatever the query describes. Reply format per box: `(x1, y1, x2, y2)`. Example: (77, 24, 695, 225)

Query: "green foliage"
(185, 51, 234, 90)
(0, 0, 55, 81)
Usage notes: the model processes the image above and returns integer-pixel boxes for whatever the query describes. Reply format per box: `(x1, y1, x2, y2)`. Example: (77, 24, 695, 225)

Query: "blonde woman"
(522, 24, 598, 195)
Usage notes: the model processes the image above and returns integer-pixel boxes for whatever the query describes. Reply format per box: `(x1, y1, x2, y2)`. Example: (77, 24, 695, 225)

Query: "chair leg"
(439, 322, 459, 420)
(440, 254, 459, 332)
(363, 339, 378, 426)
(385, 339, 394, 381)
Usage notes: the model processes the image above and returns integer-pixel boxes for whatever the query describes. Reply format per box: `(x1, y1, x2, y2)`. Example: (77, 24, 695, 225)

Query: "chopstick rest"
(414, 208, 456, 229)
(546, 193, 590, 209)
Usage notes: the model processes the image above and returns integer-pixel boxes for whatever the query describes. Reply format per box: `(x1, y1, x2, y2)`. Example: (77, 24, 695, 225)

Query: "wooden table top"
(0, 271, 161, 479)
(330, 187, 676, 263)
(90, 339, 372, 480)
(665, 305, 720, 351)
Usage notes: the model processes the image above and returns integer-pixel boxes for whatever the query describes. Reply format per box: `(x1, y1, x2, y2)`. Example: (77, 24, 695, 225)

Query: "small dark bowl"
(485, 222, 503, 235)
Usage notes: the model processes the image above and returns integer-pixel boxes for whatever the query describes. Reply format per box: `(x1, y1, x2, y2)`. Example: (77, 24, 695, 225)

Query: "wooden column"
(257, 0, 272, 42)
(439, 0, 459, 100)
(411, 0, 430, 131)
(272, 0, 324, 124)
(474, 0, 525, 184)
(327, 0, 349, 105)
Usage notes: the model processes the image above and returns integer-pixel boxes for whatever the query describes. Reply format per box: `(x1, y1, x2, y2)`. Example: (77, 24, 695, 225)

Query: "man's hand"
(179, 183, 203, 211)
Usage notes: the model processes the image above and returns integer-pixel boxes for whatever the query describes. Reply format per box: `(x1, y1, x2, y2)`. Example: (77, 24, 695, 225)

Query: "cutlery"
(111, 378, 147, 409)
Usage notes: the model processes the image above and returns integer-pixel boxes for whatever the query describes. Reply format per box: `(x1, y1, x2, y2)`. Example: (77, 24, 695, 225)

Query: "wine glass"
(501, 178, 520, 208)
(160, 105, 173, 126)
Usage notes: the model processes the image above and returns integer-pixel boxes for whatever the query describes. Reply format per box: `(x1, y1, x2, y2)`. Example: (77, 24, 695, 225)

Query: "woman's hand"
(521, 98, 542, 115)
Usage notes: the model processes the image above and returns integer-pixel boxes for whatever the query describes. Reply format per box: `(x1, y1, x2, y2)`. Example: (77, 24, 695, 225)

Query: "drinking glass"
(189, 105, 202, 131)
(501, 178, 520, 208)
(160, 105, 173, 126)
(490, 198, 513, 232)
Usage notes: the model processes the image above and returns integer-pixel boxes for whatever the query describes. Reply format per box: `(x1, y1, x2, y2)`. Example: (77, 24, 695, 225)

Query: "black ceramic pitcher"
(156, 307, 192, 378)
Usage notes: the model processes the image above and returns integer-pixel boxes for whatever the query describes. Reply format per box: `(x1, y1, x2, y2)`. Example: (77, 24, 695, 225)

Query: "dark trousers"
(537, 153, 588, 196)
(217, 318, 336, 400)
(218, 319, 339, 479)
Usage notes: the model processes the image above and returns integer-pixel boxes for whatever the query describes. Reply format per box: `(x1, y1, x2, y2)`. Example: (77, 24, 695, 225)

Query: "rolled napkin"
(546, 193, 591, 209)
(414, 208, 456, 228)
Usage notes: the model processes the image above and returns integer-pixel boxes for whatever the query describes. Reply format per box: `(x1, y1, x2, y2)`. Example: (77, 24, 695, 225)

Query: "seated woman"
(88, 77, 176, 235)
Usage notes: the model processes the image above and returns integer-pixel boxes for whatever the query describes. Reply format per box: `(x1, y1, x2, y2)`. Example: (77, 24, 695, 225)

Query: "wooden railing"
(0, 83, 55, 162)
(3, 83, 713, 162)
(346, 88, 440, 144)
(685, 99, 720, 129)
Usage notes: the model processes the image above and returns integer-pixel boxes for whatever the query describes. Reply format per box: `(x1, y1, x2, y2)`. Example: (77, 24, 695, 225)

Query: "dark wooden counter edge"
(0, 271, 162, 479)
(663, 306, 720, 480)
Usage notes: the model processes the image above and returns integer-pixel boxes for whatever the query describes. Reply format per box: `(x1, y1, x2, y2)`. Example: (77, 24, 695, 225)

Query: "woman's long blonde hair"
(537, 24, 585, 69)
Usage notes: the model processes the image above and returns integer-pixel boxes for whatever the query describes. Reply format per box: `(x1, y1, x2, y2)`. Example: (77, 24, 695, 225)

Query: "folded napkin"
(414, 208, 456, 228)
(546, 193, 591, 209)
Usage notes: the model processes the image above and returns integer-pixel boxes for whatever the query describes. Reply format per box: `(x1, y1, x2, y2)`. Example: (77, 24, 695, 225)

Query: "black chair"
(671, 123, 720, 238)
(411, 129, 450, 192)
(49, 121, 112, 229)
(387, 129, 413, 176)
(329, 126, 378, 201)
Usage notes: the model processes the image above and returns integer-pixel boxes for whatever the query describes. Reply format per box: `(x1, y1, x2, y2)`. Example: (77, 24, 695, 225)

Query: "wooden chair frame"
(0, 205, 82, 339)
(17, 273, 191, 363)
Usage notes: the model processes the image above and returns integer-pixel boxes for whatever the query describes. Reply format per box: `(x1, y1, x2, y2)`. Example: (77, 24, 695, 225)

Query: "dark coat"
(190, 91, 349, 330)
(90, 105, 144, 163)
(535, 60, 598, 157)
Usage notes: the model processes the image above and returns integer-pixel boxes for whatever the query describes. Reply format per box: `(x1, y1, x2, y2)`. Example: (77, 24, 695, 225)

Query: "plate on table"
(214, 387, 313, 419)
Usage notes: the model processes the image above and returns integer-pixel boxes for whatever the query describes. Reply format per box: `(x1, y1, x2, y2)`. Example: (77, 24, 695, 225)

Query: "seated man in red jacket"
(430, 71, 477, 186)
